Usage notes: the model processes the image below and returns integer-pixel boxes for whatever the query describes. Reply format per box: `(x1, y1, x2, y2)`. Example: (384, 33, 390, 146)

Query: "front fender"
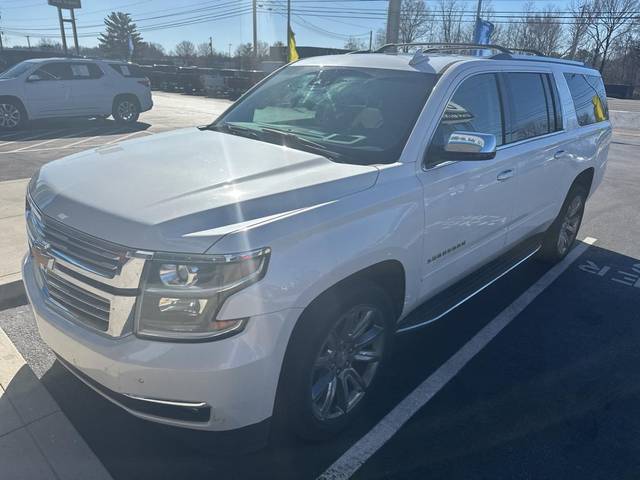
(213, 166, 424, 321)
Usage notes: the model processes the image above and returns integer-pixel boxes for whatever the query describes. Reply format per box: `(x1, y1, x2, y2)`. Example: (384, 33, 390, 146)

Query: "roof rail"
(375, 42, 585, 66)
(376, 42, 520, 55)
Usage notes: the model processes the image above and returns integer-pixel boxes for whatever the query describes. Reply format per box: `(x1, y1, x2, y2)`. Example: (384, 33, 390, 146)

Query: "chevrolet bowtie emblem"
(31, 241, 55, 271)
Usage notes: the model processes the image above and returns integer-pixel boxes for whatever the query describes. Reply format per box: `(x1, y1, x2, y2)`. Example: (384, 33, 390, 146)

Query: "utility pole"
(286, 0, 291, 60)
(0, 32, 3, 52)
(228, 43, 232, 57)
(70, 8, 79, 55)
(386, 0, 401, 46)
(27, 35, 31, 49)
(209, 36, 213, 56)
(369, 30, 373, 51)
(57, 7, 68, 55)
(252, 0, 258, 58)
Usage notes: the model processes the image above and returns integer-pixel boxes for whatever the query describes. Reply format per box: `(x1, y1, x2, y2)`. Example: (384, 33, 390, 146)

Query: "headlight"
(135, 247, 270, 341)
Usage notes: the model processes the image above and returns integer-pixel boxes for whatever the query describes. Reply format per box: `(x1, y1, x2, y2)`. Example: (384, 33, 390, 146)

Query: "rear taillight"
(138, 77, 151, 88)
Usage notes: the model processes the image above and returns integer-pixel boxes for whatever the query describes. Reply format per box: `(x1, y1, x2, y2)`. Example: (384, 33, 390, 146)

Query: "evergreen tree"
(98, 12, 143, 60)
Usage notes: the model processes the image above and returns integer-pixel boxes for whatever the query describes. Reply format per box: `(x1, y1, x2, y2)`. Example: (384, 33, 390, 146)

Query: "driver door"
(417, 72, 517, 298)
(24, 62, 73, 118)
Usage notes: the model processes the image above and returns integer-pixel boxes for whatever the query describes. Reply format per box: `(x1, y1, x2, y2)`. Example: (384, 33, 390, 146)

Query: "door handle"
(553, 150, 565, 159)
(497, 169, 514, 181)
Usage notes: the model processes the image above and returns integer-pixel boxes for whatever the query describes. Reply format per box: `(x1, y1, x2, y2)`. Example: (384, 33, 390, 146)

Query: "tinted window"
(70, 63, 103, 79)
(503, 73, 551, 142)
(428, 73, 503, 165)
(564, 73, 609, 126)
(109, 63, 146, 78)
(544, 74, 563, 132)
(34, 62, 73, 81)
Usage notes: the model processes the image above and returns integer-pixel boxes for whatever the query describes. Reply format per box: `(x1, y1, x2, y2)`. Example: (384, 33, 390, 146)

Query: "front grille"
(43, 270, 111, 331)
(26, 200, 129, 279)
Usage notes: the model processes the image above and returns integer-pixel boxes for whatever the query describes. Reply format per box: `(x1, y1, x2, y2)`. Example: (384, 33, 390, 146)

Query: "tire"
(0, 99, 26, 130)
(539, 184, 587, 263)
(280, 282, 395, 441)
(112, 97, 140, 124)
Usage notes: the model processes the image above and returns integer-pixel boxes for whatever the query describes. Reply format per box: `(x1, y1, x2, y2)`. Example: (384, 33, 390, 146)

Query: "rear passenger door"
(69, 62, 111, 115)
(500, 71, 567, 247)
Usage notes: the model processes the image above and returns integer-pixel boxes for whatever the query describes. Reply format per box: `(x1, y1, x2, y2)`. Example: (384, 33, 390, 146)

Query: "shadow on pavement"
(36, 243, 640, 480)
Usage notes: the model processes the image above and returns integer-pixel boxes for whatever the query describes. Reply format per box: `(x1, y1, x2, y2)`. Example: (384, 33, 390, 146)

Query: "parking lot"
(0, 91, 232, 182)
(1, 92, 640, 479)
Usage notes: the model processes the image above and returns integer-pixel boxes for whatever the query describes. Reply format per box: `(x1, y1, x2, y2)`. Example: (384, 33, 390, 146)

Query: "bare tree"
(197, 41, 213, 57)
(399, 0, 433, 50)
(174, 40, 196, 59)
(500, 4, 563, 56)
(344, 37, 367, 50)
(584, 0, 639, 71)
(437, 0, 465, 43)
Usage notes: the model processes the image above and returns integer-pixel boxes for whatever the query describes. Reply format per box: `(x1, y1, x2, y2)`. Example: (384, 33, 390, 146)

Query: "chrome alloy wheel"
(117, 100, 137, 122)
(557, 195, 583, 255)
(0, 103, 21, 129)
(310, 305, 386, 421)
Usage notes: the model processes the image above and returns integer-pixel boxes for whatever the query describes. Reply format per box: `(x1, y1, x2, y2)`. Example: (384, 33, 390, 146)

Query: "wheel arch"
(572, 167, 595, 196)
(0, 95, 29, 120)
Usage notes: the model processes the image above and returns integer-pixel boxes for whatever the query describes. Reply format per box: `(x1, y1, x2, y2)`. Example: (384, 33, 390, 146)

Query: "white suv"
(0, 57, 153, 129)
(22, 45, 610, 443)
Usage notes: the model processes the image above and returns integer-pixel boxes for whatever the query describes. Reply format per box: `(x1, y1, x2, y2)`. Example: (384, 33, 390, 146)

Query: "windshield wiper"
(203, 123, 260, 139)
(260, 127, 346, 162)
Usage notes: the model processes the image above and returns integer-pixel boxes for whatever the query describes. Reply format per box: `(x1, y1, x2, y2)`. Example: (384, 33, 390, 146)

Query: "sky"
(0, 0, 569, 54)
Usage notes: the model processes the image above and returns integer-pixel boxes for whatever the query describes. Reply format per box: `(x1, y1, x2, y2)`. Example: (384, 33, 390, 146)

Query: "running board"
(396, 236, 542, 334)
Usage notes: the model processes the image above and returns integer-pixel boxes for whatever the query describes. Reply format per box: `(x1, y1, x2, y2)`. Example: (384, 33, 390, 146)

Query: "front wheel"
(112, 97, 140, 124)
(539, 184, 587, 263)
(0, 100, 26, 130)
(280, 283, 394, 440)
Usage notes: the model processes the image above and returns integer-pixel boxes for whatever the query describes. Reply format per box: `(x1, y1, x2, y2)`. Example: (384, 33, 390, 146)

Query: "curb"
(0, 278, 27, 310)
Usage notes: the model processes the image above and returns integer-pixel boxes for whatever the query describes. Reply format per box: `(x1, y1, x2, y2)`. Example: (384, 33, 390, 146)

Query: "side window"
(34, 62, 72, 81)
(564, 73, 608, 126)
(70, 63, 103, 80)
(503, 72, 551, 143)
(427, 73, 503, 166)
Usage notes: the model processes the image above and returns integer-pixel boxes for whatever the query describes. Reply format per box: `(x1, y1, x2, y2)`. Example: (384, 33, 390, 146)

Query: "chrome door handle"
(497, 169, 514, 181)
(554, 150, 565, 159)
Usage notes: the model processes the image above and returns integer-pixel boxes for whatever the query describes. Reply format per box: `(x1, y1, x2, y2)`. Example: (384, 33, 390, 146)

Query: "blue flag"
(474, 19, 495, 45)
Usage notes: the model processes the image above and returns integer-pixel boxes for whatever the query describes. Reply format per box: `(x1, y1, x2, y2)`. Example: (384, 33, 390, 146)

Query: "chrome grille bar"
(43, 271, 111, 332)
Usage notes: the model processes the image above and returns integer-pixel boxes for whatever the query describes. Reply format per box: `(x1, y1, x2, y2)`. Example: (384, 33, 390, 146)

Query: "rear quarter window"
(109, 63, 146, 78)
(563, 73, 609, 126)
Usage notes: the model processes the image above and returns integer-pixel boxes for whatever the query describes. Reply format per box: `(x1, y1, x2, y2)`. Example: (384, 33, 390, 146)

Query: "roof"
(294, 51, 599, 75)
(294, 53, 473, 74)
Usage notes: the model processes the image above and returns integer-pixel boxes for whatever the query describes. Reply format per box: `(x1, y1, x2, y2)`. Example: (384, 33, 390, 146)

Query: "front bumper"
(23, 254, 301, 431)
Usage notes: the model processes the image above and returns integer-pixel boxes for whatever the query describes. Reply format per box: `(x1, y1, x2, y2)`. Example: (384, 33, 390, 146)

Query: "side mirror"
(444, 131, 497, 161)
(26, 74, 43, 82)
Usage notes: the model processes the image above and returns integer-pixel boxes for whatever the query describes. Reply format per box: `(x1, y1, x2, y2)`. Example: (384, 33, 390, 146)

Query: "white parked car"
(22, 44, 610, 443)
(0, 57, 153, 129)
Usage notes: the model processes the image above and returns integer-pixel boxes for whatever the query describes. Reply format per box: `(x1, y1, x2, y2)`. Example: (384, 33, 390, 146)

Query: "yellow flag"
(288, 27, 299, 62)
(592, 95, 606, 122)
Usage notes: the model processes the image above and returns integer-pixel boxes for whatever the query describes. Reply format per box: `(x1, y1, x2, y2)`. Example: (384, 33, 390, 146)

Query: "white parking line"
(6, 127, 102, 153)
(63, 127, 127, 149)
(102, 129, 152, 145)
(0, 129, 66, 149)
(318, 237, 598, 480)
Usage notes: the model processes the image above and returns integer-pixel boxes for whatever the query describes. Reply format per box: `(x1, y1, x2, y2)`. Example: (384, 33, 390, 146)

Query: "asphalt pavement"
(0, 93, 639, 479)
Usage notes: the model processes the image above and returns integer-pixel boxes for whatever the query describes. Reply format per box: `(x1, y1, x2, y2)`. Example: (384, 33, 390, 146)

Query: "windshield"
(214, 65, 437, 165)
(0, 61, 34, 79)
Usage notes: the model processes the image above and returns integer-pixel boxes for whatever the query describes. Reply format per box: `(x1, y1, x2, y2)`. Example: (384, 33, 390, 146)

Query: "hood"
(30, 128, 379, 253)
